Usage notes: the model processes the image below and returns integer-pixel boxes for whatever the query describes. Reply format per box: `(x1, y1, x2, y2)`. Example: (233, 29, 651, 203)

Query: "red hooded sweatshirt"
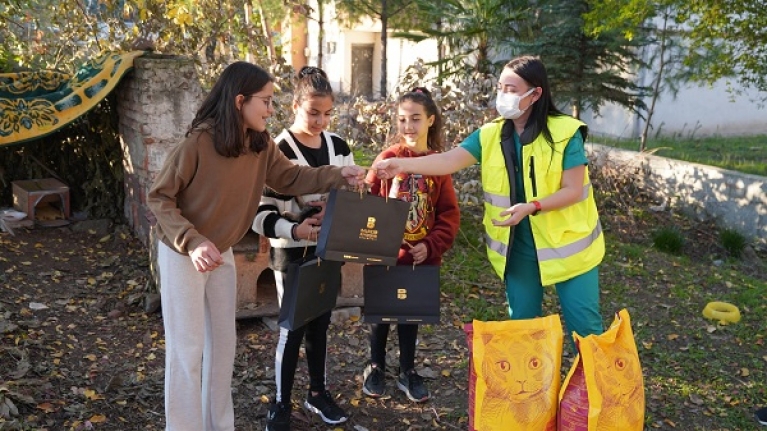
(366, 144, 460, 265)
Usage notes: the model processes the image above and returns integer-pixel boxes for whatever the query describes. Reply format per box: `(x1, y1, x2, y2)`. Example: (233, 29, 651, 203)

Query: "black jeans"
(369, 323, 418, 373)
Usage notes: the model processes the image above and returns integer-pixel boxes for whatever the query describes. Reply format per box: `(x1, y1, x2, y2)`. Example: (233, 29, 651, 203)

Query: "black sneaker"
(265, 401, 291, 431)
(756, 406, 767, 426)
(362, 363, 386, 398)
(304, 390, 348, 425)
(397, 369, 430, 403)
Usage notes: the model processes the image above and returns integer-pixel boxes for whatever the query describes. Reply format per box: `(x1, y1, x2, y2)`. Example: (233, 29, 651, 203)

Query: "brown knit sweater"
(148, 128, 347, 254)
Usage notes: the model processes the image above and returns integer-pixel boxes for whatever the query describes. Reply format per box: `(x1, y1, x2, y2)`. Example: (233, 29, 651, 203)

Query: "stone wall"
(589, 144, 767, 246)
(117, 54, 204, 240)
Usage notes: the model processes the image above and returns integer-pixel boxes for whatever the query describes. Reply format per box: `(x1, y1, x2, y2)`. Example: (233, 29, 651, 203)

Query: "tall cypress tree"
(519, 0, 648, 118)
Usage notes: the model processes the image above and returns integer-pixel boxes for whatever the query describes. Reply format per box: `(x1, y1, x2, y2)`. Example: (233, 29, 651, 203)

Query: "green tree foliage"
(585, 0, 767, 97)
(0, 0, 132, 72)
(519, 0, 648, 118)
(676, 1, 766, 95)
(0, 0, 281, 87)
(400, 0, 531, 77)
(0, 95, 125, 219)
(585, 1, 700, 149)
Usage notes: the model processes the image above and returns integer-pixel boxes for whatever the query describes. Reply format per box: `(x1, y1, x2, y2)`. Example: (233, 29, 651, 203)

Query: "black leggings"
(369, 323, 418, 373)
(274, 310, 331, 403)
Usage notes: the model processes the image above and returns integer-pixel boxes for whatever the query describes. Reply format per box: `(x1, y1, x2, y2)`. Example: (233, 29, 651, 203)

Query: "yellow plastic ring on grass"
(702, 301, 741, 324)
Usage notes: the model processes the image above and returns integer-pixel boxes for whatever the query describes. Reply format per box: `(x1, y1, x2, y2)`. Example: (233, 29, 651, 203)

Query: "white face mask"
(495, 87, 536, 119)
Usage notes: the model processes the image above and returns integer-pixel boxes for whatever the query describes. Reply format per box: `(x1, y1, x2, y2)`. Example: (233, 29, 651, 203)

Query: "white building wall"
(584, 80, 767, 139)
(299, 2, 439, 98)
(387, 37, 439, 94)
(301, 3, 765, 137)
(583, 25, 767, 140)
(648, 81, 767, 137)
(301, 1, 347, 93)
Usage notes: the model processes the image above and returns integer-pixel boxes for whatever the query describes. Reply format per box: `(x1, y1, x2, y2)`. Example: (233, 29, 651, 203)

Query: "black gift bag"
(316, 188, 409, 266)
(278, 257, 343, 330)
(363, 265, 441, 324)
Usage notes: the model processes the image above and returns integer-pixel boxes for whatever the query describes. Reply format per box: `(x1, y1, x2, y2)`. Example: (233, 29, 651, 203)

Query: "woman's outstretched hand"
(372, 158, 404, 180)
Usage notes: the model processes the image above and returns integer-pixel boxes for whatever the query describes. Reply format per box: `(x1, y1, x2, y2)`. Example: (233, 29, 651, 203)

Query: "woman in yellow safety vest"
(372, 55, 605, 341)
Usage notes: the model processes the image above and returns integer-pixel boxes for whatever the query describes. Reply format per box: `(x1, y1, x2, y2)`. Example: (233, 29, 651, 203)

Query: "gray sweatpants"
(158, 242, 237, 431)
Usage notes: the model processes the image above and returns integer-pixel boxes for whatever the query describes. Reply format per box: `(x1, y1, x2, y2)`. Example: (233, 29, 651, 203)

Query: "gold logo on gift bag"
(319, 282, 326, 294)
(397, 288, 407, 300)
(359, 216, 379, 241)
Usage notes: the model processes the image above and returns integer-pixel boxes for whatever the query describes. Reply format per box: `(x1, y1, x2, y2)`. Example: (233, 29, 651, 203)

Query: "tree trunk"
(641, 11, 669, 152)
(477, 38, 488, 75)
(436, 18, 443, 85)
(572, 102, 581, 119)
(317, 0, 325, 69)
(256, 0, 276, 65)
(380, 0, 388, 98)
(243, 1, 254, 63)
(572, 31, 587, 120)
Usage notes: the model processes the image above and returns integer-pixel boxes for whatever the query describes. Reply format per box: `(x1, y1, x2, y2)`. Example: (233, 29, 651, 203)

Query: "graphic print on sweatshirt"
(393, 174, 434, 243)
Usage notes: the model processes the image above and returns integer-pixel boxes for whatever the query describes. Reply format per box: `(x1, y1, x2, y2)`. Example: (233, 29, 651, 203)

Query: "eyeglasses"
(250, 95, 274, 108)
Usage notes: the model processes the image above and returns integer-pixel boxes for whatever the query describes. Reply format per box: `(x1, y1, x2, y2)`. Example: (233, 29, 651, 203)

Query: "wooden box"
(12, 178, 71, 222)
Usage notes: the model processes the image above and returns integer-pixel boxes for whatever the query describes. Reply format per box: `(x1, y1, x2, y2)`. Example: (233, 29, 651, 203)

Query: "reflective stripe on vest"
(485, 233, 507, 258)
(537, 219, 602, 261)
(483, 191, 511, 208)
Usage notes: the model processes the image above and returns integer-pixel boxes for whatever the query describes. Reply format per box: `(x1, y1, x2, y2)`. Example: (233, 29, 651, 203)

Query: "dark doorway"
(351, 44, 374, 98)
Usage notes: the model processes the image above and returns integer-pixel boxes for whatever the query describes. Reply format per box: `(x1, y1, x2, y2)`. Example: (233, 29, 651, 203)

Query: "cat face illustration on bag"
(478, 329, 557, 430)
(591, 341, 645, 431)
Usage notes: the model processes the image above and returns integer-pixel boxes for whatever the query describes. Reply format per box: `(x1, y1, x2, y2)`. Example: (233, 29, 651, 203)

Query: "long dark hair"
(188, 61, 274, 157)
(294, 66, 334, 104)
(396, 86, 445, 152)
(504, 56, 571, 146)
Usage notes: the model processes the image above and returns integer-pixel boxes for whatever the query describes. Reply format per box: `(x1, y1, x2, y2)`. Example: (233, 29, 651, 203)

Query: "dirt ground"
(2, 210, 765, 431)
(0, 224, 475, 430)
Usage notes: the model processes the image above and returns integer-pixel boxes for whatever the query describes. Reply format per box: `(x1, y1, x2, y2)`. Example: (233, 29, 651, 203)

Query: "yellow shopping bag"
(472, 315, 563, 431)
(559, 309, 645, 431)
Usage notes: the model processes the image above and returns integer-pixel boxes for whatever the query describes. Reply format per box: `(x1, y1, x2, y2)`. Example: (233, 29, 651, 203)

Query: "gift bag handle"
(302, 226, 321, 267)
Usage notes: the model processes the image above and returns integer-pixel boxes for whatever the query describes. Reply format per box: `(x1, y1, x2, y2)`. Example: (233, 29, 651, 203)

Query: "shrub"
(652, 227, 685, 255)
(720, 228, 747, 258)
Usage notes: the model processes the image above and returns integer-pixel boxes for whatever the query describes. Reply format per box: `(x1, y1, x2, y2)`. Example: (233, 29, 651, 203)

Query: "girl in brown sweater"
(147, 62, 364, 431)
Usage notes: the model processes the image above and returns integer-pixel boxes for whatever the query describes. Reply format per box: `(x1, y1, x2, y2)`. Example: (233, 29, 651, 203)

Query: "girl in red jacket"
(362, 87, 460, 402)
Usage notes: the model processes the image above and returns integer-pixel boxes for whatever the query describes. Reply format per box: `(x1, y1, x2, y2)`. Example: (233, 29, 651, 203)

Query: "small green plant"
(719, 228, 747, 258)
(622, 244, 644, 260)
(652, 226, 684, 255)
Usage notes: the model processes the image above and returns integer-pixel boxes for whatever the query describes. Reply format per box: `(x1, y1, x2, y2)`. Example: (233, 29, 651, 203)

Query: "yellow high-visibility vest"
(479, 115, 604, 285)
